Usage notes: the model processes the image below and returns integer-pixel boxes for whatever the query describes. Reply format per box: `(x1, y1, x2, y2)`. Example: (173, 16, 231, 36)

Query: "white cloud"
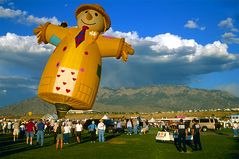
(0, 6, 60, 25)
(0, 89, 7, 95)
(0, 29, 239, 91)
(218, 17, 238, 32)
(0, 33, 54, 54)
(105, 29, 237, 63)
(185, 20, 197, 29)
(0, 6, 26, 17)
(101, 28, 239, 87)
(218, 18, 234, 28)
(184, 20, 206, 31)
(222, 32, 239, 44)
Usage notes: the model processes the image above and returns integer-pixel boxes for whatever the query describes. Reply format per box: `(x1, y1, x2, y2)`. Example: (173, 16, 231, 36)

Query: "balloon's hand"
(121, 42, 134, 62)
(33, 22, 50, 44)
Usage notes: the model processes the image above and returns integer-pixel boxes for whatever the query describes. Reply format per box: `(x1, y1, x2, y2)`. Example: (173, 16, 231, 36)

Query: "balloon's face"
(77, 9, 105, 32)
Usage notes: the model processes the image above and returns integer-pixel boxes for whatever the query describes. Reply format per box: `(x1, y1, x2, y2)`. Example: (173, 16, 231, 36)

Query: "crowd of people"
(0, 117, 237, 153)
(0, 116, 149, 151)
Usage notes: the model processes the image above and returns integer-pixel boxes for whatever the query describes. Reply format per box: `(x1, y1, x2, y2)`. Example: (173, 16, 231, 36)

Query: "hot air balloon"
(34, 4, 134, 118)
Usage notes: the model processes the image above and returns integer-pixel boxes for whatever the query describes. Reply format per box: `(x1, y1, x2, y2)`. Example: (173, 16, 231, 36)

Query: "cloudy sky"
(0, 0, 239, 107)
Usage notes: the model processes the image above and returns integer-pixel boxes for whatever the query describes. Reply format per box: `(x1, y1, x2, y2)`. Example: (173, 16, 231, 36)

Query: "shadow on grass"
(67, 132, 122, 148)
(0, 135, 55, 157)
(228, 137, 239, 159)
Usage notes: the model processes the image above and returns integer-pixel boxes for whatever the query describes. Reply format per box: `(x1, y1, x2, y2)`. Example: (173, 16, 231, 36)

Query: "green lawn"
(0, 128, 238, 159)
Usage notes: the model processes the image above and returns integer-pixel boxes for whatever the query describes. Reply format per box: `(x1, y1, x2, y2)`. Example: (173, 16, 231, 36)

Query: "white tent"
(42, 113, 58, 121)
(148, 117, 156, 123)
(101, 114, 109, 120)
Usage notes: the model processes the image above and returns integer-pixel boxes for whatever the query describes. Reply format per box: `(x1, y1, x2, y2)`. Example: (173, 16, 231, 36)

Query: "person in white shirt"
(127, 119, 133, 135)
(75, 121, 83, 143)
(13, 120, 20, 142)
(97, 119, 106, 142)
(63, 123, 71, 144)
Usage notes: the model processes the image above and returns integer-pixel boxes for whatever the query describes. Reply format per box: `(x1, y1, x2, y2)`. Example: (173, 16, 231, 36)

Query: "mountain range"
(1, 85, 239, 116)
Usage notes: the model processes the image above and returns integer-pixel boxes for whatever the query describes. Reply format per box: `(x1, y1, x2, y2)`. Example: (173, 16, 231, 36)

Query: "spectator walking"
(25, 119, 35, 145)
(75, 121, 83, 143)
(36, 119, 45, 146)
(56, 122, 64, 151)
(98, 119, 106, 142)
(13, 120, 20, 142)
(176, 119, 188, 152)
(88, 121, 97, 143)
(192, 118, 202, 151)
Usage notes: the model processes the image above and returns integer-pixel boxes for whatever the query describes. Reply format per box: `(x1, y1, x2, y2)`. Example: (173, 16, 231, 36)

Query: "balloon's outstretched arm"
(97, 36, 134, 62)
(33, 22, 69, 46)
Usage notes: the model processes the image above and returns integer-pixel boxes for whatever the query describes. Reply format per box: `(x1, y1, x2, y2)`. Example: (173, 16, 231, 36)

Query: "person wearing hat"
(192, 118, 202, 151)
(97, 119, 106, 142)
(33, 4, 134, 119)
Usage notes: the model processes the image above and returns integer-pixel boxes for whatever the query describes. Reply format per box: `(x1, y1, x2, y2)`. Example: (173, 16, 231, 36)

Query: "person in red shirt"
(26, 119, 35, 145)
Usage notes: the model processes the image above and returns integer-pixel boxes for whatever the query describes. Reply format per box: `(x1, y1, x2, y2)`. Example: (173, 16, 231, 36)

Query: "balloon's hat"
(55, 103, 71, 119)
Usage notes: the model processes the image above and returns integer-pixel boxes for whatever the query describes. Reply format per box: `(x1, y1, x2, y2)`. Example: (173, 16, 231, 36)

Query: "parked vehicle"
(197, 118, 219, 132)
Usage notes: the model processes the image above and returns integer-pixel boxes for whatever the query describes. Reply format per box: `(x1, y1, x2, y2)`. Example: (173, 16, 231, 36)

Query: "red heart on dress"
(66, 89, 71, 93)
(63, 82, 67, 85)
(72, 78, 76, 81)
(57, 75, 60, 77)
(56, 87, 60, 91)
(61, 69, 65, 73)
(71, 72, 75, 75)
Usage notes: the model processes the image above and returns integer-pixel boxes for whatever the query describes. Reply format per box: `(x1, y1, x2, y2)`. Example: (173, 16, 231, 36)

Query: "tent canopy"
(42, 113, 58, 121)
(101, 114, 109, 120)
(148, 117, 156, 122)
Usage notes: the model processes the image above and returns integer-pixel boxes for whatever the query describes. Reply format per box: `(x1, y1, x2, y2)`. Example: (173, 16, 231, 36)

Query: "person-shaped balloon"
(34, 4, 134, 118)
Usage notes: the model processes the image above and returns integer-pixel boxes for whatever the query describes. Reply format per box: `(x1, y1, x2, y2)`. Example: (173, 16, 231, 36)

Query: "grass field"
(0, 128, 238, 159)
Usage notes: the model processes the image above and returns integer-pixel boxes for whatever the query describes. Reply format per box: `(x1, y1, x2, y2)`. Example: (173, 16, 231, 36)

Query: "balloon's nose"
(86, 12, 93, 20)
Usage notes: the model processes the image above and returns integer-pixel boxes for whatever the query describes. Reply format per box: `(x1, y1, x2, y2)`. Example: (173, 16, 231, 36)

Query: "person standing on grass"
(36, 119, 45, 146)
(3, 119, 7, 134)
(133, 118, 138, 135)
(53, 120, 58, 143)
(192, 118, 202, 151)
(75, 120, 83, 143)
(56, 122, 64, 151)
(63, 122, 71, 144)
(13, 120, 20, 142)
(25, 119, 35, 145)
(127, 119, 133, 135)
(98, 119, 106, 142)
(7, 120, 12, 134)
(88, 121, 97, 143)
(116, 119, 123, 133)
(232, 121, 238, 137)
(176, 119, 188, 152)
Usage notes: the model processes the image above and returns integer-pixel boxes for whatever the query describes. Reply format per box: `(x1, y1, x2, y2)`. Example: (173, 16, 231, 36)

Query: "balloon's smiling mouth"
(81, 19, 96, 25)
